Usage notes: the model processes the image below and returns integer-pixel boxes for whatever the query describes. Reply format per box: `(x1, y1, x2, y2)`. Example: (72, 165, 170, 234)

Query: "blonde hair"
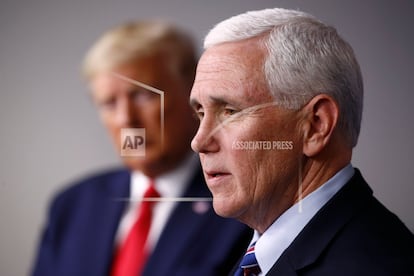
(82, 21, 197, 82)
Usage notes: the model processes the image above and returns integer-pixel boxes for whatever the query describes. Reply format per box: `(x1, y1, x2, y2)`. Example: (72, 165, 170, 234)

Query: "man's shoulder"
(50, 167, 129, 211)
(322, 168, 414, 251)
(333, 169, 413, 241)
(305, 169, 414, 273)
(312, 192, 414, 274)
(336, 189, 414, 253)
(271, 169, 414, 275)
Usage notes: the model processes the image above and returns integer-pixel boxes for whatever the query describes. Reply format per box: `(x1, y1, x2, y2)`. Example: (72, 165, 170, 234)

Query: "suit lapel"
(143, 168, 213, 275)
(85, 170, 130, 275)
(268, 169, 372, 275)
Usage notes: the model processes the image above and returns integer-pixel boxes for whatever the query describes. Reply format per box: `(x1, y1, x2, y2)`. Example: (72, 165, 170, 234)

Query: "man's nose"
(191, 117, 219, 154)
(115, 97, 138, 127)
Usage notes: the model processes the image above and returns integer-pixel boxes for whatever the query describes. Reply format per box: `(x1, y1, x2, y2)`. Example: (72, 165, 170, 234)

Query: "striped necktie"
(235, 242, 261, 276)
(111, 180, 160, 276)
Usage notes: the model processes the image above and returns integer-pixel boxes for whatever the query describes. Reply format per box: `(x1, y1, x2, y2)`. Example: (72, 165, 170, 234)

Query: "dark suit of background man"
(190, 8, 414, 276)
(32, 21, 252, 276)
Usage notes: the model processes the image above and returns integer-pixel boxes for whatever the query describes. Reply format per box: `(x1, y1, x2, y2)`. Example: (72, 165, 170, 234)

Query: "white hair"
(205, 8, 363, 148)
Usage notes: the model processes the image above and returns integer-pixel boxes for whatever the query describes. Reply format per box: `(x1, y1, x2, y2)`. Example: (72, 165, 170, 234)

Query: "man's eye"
(195, 111, 204, 121)
(99, 98, 117, 110)
(224, 108, 238, 116)
(131, 89, 156, 104)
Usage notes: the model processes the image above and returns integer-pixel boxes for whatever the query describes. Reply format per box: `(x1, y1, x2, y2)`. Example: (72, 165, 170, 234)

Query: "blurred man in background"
(32, 21, 251, 276)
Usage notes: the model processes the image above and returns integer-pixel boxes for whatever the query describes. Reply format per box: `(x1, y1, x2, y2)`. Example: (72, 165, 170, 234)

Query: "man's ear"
(300, 94, 339, 157)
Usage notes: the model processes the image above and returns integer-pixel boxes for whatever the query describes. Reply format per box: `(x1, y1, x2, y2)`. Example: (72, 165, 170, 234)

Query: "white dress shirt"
(252, 164, 355, 275)
(114, 152, 200, 252)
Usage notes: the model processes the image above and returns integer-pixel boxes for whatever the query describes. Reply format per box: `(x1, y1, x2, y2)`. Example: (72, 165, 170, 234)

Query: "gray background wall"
(1, 0, 413, 275)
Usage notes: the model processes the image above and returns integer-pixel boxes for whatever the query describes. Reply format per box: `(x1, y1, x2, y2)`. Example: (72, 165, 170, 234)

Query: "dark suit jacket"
(266, 169, 414, 275)
(32, 167, 252, 276)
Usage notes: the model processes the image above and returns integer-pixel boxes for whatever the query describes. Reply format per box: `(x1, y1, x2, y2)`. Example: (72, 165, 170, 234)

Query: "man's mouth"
(210, 173, 222, 177)
(205, 171, 231, 180)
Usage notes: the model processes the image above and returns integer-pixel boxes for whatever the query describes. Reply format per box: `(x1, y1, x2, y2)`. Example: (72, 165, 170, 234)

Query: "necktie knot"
(142, 180, 160, 203)
(144, 180, 160, 199)
(236, 242, 261, 276)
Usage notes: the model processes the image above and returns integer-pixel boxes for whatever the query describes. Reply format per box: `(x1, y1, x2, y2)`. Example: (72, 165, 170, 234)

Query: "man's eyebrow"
(209, 96, 229, 105)
(189, 95, 242, 110)
(189, 96, 229, 108)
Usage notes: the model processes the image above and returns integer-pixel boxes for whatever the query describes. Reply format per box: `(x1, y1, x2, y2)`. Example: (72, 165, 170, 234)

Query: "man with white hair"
(190, 8, 414, 275)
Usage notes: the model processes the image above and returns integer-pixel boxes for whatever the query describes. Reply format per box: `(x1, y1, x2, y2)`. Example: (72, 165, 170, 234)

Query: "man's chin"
(121, 153, 168, 177)
(212, 197, 239, 219)
(121, 157, 147, 171)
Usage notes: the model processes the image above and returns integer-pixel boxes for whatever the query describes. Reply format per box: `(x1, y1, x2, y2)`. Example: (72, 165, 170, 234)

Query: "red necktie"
(111, 180, 160, 276)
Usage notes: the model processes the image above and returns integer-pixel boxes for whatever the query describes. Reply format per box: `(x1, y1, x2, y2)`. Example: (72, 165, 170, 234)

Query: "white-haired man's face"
(190, 40, 303, 233)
